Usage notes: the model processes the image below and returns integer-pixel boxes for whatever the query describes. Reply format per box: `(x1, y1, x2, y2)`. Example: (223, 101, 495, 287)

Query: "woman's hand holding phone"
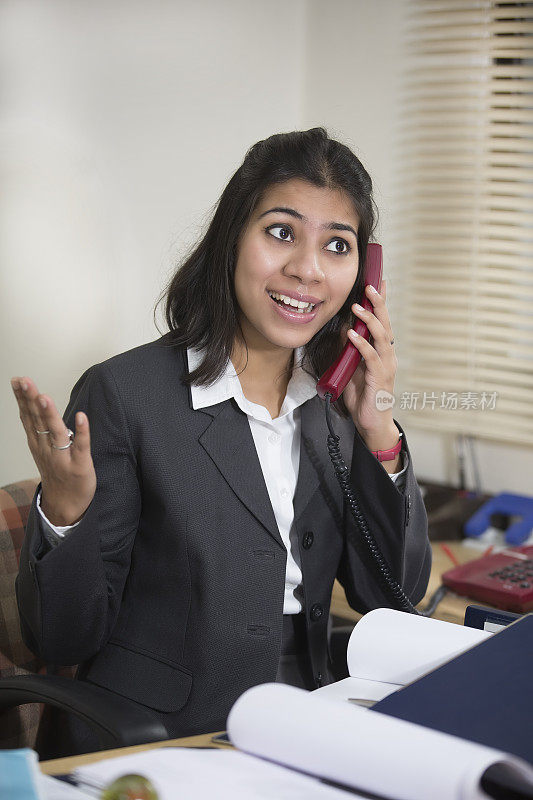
(342, 280, 400, 453)
(10, 376, 96, 526)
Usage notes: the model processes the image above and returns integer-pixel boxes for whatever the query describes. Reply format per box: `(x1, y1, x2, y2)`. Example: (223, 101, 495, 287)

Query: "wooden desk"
(41, 732, 227, 775)
(331, 539, 490, 626)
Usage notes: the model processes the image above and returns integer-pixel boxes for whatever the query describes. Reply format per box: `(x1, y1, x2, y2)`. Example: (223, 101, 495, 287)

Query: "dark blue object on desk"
(372, 614, 533, 765)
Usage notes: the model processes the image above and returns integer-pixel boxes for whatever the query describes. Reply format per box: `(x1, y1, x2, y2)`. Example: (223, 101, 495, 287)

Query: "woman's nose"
(283, 247, 324, 284)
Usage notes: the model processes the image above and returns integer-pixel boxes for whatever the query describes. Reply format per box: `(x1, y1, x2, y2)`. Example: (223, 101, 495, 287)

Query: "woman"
(13, 128, 431, 755)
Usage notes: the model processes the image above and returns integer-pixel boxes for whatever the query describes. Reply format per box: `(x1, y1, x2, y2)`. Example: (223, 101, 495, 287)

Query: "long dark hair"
(160, 127, 377, 407)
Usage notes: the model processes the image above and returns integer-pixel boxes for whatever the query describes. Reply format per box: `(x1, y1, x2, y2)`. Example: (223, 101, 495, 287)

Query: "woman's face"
(234, 178, 360, 354)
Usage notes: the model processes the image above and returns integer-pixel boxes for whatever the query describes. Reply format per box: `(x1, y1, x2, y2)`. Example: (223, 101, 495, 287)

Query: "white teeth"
(268, 291, 315, 313)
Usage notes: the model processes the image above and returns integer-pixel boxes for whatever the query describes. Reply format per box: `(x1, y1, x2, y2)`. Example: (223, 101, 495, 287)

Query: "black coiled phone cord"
(324, 393, 419, 615)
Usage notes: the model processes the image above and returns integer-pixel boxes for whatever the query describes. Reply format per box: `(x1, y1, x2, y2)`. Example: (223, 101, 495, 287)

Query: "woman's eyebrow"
(328, 221, 358, 238)
(258, 206, 358, 238)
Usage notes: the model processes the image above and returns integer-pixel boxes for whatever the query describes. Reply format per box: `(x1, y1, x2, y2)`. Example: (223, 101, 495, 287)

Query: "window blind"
(391, 0, 533, 445)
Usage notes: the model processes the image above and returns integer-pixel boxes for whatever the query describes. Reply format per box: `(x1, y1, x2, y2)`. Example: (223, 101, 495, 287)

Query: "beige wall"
(2, 0, 530, 498)
(1, 0, 306, 484)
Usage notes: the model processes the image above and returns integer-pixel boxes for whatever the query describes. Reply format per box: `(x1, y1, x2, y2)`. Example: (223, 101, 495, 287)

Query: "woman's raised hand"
(10, 376, 96, 526)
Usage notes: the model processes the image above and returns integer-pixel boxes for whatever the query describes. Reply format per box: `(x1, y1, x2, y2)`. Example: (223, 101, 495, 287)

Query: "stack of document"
(314, 607, 491, 705)
(42, 686, 533, 799)
(40, 609, 533, 800)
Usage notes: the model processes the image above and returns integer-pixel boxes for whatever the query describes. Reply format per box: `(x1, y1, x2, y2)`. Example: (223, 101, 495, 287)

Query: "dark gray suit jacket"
(16, 333, 431, 744)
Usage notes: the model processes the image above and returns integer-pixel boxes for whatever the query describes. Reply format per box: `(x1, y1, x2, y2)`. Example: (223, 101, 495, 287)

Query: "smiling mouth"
(267, 290, 316, 314)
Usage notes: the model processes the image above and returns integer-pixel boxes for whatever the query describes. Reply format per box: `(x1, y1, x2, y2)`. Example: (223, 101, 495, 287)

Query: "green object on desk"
(101, 773, 159, 800)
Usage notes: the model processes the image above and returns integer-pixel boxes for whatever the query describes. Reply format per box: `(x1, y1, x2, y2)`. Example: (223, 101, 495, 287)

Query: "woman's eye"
(267, 225, 294, 242)
(325, 238, 350, 254)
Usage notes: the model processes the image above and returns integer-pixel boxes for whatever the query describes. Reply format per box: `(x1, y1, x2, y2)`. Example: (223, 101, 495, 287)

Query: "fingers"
(37, 394, 74, 449)
(352, 283, 394, 358)
(364, 283, 392, 338)
(347, 328, 379, 368)
(11, 377, 90, 461)
(11, 376, 47, 451)
(71, 411, 91, 465)
(348, 280, 397, 379)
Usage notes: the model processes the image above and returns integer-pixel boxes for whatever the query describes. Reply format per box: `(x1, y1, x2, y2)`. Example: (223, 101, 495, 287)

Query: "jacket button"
(315, 672, 323, 688)
(310, 603, 323, 621)
(302, 531, 314, 550)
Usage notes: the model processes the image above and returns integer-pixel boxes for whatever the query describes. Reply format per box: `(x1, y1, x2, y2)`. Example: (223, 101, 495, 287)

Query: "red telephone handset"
(316, 243, 383, 401)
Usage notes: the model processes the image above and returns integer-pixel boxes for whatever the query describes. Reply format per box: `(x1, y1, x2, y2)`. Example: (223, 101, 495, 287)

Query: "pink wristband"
(371, 432, 403, 462)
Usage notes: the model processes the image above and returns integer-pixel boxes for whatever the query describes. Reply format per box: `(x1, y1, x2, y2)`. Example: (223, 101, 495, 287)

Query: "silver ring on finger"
(35, 428, 51, 435)
(50, 429, 74, 450)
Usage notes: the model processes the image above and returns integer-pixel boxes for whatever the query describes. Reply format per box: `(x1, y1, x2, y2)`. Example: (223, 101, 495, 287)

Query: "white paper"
(227, 682, 533, 800)
(311, 675, 400, 704)
(39, 774, 95, 799)
(347, 608, 490, 685)
(74, 747, 366, 799)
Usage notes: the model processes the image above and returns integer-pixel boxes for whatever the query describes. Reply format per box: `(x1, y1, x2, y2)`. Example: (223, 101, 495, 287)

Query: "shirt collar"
(187, 346, 317, 421)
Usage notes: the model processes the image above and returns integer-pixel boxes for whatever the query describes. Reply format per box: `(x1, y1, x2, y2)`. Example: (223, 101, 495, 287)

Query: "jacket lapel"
(197, 400, 284, 549)
(293, 399, 322, 523)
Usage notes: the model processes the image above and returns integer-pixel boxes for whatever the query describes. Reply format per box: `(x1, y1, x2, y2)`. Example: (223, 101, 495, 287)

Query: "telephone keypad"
(489, 558, 533, 585)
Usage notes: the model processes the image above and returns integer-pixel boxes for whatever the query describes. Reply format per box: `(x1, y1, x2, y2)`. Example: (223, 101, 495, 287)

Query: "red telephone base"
(442, 546, 533, 613)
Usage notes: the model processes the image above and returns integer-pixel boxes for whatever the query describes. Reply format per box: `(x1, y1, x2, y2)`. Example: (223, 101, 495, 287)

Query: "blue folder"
(372, 613, 533, 764)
